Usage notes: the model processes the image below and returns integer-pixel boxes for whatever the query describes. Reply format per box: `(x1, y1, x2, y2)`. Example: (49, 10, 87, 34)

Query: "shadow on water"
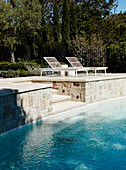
(0, 88, 28, 134)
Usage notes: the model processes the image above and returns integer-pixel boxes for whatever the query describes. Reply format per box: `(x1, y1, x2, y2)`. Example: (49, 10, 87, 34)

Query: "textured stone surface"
(52, 78, 126, 103)
(53, 81, 85, 102)
(85, 78, 126, 103)
(0, 87, 52, 134)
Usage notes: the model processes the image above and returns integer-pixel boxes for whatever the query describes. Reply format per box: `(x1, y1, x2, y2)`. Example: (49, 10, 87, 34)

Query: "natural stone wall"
(85, 78, 126, 103)
(52, 78, 126, 104)
(0, 88, 52, 134)
(53, 81, 85, 102)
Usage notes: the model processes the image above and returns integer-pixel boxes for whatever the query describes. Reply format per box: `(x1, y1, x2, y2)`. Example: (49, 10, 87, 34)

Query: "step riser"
(52, 94, 71, 104)
(52, 101, 86, 115)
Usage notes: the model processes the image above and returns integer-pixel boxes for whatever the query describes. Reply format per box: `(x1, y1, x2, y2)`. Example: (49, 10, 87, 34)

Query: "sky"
(116, 0, 126, 13)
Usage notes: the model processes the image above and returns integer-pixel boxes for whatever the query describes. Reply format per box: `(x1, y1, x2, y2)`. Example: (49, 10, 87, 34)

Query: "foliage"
(0, 0, 126, 73)
(0, 0, 42, 62)
(53, 1, 60, 42)
(0, 61, 41, 77)
(1, 69, 29, 78)
(62, 0, 70, 45)
(70, 36, 88, 66)
(70, 35, 106, 67)
(106, 42, 126, 73)
(0, 62, 26, 71)
(69, 0, 78, 40)
(89, 34, 106, 67)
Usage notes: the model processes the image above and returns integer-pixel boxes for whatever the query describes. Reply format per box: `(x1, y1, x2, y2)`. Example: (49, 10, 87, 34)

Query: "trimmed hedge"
(0, 61, 41, 77)
(1, 69, 29, 78)
(0, 61, 41, 70)
(0, 62, 26, 71)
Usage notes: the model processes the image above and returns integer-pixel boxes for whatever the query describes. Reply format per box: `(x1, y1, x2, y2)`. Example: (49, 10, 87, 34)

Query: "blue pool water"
(1, 97, 126, 169)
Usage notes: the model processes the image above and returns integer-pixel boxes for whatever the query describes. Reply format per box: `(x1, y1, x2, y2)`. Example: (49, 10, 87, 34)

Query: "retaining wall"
(85, 78, 126, 103)
(53, 81, 85, 102)
(0, 85, 52, 134)
(52, 78, 126, 103)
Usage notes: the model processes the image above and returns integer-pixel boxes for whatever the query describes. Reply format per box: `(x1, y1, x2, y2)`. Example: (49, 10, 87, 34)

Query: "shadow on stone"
(0, 85, 52, 134)
(0, 89, 26, 134)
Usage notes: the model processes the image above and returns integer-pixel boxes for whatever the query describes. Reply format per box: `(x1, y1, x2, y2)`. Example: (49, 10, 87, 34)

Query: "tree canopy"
(0, 0, 126, 73)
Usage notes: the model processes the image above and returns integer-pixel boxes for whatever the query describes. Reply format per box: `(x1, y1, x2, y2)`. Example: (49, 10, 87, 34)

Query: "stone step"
(52, 94, 71, 104)
(52, 101, 86, 115)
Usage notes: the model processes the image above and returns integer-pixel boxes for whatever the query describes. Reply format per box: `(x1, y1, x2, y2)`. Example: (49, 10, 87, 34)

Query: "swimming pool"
(0, 97, 126, 169)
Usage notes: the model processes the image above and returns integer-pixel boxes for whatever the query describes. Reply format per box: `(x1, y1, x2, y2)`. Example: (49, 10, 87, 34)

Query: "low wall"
(85, 78, 126, 103)
(52, 77, 126, 103)
(0, 83, 52, 134)
(53, 81, 85, 102)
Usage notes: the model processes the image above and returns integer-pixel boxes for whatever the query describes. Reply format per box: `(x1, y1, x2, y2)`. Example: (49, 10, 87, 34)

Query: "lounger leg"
(40, 70, 42, 76)
(75, 71, 77, 78)
(86, 70, 88, 76)
(95, 70, 97, 76)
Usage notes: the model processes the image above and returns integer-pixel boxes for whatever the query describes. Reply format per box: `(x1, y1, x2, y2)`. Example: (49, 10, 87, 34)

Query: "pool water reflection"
(0, 97, 126, 169)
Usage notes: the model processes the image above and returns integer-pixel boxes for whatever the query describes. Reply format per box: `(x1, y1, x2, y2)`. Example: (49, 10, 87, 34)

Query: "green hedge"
(0, 61, 41, 71)
(0, 61, 41, 77)
(0, 62, 26, 71)
(1, 69, 29, 78)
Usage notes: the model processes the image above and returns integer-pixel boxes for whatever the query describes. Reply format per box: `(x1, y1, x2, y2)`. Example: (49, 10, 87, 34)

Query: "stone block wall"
(52, 78, 126, 104)
(0, 88, 52, 134)
(53, 81, 85, 102)
(85, 78, 126, 103)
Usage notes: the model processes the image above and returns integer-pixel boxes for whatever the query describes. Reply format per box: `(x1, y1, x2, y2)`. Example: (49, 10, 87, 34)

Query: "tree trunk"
(9, 44, 16, 63)
(11, 51, 15, 63)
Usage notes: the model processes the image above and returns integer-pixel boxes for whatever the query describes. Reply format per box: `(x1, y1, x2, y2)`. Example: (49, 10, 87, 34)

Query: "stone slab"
(52, 101, 86, 114)
(0, 82, 52, 96)
(1, 73, 126, 83)
(52, 94, 71, 103)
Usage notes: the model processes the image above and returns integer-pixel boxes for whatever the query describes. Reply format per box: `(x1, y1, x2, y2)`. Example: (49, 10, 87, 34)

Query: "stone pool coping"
(1, 73, 126, 103)
(0, 73, 126, 83)
(0, 81, 52, 134)
(0, 82, 52, 96)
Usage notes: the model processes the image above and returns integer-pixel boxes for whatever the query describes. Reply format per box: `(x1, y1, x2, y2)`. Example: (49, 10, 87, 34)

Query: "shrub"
(106, 42, 126, 73)
(0, 62, 26, 71)
(0, 61, 41, 77)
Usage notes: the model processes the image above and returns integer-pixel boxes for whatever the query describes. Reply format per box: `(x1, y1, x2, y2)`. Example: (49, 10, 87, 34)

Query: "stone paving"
(1, 73, 126, 83)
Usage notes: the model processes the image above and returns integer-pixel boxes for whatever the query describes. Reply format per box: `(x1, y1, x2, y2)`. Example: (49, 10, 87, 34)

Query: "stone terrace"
(1, 73, 126, 133)
(1, 73, 125, 103)
(1, 73, 126, 103)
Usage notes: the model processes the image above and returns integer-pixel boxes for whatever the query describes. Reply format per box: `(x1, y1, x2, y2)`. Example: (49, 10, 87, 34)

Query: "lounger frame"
(66, 57, 108, 76)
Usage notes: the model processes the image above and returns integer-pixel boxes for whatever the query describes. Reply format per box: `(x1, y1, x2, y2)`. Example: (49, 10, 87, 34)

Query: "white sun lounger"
(66, 57, 108, 76)
(40, 57, 90, 77)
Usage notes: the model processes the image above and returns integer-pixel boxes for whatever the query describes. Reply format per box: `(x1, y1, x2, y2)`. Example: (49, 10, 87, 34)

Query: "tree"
(89, 34, 106, 67)
(70, 36, 89, 66)
(53, 0, 60, 42)
(0, 0, 42, 62)
(0, 0, 17, 62)
(70, 0, 77, 40)
(62, 0, 69, 45)
(76, 0, 118, 39)
(106, 42, 126, 73)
